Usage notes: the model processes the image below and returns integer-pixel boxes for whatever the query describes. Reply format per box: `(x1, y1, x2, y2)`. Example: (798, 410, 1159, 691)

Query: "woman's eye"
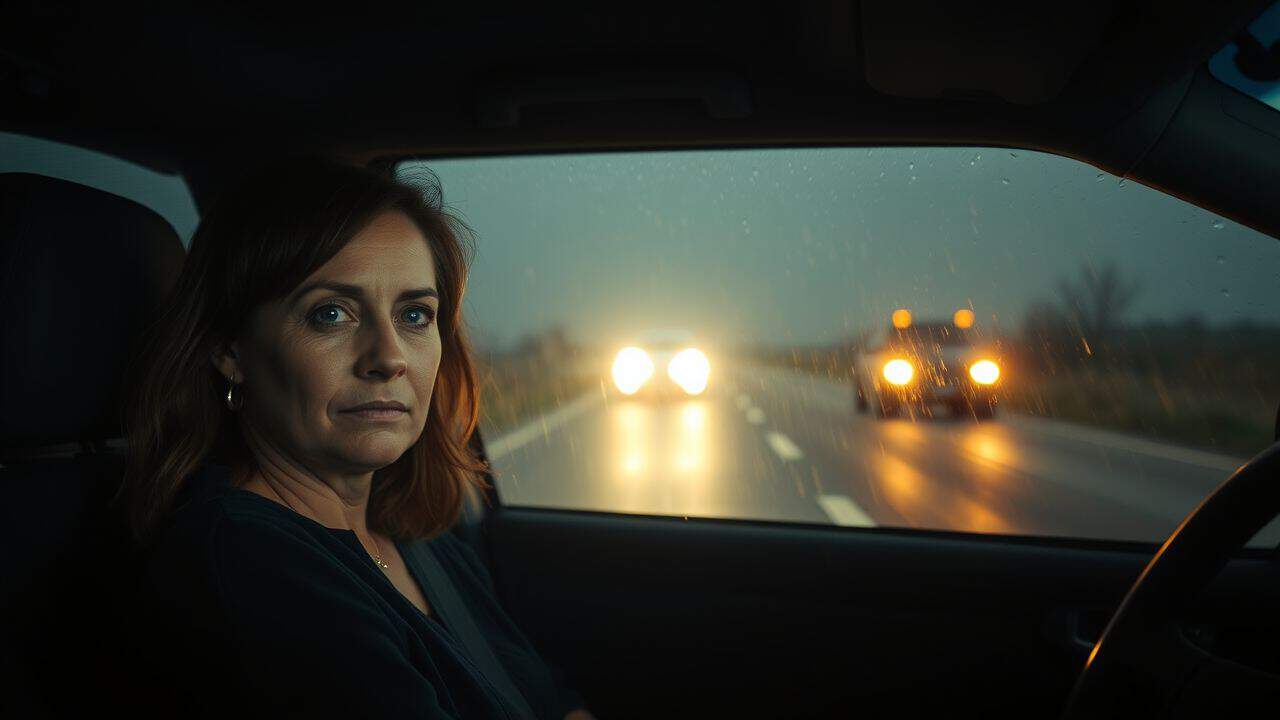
(310, 303, 434, 329)
(401, 305, 436, 326)
(311, 304, 353, 326)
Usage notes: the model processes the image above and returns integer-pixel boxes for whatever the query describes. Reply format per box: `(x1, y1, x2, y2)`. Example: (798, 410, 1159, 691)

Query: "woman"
(122, 156, 594, 719)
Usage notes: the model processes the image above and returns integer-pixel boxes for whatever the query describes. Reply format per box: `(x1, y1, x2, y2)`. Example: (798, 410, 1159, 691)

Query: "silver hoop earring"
(225, 372, 244, 411)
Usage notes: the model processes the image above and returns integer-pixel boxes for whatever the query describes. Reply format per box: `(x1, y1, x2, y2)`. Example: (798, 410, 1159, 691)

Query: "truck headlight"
(969, 360, 1000, 385)
(882, 359, 914, 386)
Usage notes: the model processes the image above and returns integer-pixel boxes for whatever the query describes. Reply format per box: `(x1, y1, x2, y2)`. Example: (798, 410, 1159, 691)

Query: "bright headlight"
(612, 347, 654, 395)
(969, 359, 1000, 385)
(882, 359, 914, 386)
(667, 348, 711, 395)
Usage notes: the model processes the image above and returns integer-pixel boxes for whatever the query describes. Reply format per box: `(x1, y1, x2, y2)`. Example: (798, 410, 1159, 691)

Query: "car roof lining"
(2, 2, 1276, 237)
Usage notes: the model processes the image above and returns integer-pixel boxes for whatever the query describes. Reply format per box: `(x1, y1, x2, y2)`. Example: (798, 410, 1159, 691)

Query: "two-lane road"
(486, 364, 1259, 545)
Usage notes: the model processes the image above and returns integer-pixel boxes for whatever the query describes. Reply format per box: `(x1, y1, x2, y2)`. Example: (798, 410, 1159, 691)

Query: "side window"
(400, 148, 1280, 546)
(1, 131, 199, 245)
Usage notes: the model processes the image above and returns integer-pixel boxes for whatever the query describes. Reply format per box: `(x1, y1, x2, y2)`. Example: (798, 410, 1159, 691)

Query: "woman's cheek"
(415, 339, 442, 405)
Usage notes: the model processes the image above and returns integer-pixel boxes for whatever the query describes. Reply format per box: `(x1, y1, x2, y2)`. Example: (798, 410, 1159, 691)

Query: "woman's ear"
(210, 341, 242, 382)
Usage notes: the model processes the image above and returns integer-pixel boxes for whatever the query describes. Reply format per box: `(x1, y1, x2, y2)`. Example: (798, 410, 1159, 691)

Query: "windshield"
(399, 147, 1280, 547)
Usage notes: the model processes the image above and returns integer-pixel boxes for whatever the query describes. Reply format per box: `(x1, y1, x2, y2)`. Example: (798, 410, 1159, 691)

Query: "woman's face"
(219, 210, 442, 476)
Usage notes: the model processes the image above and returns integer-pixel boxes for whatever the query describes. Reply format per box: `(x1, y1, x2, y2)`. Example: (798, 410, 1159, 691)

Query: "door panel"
(485, 509, 1158, 718)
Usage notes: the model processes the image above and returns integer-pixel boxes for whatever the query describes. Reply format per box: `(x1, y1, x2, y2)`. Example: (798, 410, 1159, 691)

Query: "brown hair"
(119, 156, 487, 547)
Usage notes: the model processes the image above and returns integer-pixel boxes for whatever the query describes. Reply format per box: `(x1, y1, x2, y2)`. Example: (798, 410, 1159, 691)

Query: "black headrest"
(0, 173, 185, 450)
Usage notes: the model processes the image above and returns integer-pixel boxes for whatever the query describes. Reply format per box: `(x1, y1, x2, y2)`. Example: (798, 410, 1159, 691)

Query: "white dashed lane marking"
(737, 376, 873, 528)
(818, 494, 878, 527)
(766, 431, 804, 461)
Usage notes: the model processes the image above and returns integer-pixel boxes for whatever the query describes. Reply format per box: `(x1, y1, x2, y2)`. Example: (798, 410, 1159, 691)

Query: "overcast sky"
(4, 132, 1275, 352)
(407, 148, 1280, 350)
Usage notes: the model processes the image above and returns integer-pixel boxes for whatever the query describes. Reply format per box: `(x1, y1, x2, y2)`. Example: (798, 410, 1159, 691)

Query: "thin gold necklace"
(368, 533, 390, 570)
(242, 474, 389, 570)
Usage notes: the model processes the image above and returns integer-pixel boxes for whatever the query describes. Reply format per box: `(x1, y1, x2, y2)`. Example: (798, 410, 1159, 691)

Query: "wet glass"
(398, 147, 1280, 547)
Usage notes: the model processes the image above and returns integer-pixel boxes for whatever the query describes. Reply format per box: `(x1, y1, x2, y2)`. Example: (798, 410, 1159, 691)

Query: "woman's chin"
(336, 440, 417, 471)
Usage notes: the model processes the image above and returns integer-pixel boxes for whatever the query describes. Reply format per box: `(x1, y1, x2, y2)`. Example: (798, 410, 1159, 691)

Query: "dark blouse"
(138, 463, 583, 719)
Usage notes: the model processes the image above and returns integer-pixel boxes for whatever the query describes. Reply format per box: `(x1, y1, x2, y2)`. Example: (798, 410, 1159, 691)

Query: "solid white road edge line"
(817, 494, 878, 527)
(487, 392, 601, 461)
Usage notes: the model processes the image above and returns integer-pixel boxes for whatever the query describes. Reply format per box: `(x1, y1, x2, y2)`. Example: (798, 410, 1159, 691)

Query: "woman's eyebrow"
(291, 281, 439, 303)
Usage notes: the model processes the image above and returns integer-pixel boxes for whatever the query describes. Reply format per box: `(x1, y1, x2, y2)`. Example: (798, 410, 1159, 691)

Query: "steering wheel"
(1062, 441, 1280, 718)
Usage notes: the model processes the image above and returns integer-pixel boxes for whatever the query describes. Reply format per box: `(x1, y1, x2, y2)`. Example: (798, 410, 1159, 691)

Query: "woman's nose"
(357, 320, 409, 379)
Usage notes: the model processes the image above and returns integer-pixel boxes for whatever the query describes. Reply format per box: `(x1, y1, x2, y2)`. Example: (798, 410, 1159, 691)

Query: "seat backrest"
(0, 173, 185, 717)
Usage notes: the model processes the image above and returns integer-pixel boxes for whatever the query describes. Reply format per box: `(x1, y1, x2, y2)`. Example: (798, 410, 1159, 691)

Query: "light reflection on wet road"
(489, 364, 1255, 545)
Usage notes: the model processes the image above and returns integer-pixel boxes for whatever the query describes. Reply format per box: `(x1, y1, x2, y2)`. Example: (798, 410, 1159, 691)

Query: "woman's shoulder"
(155, 465, 280, 543)
(143, 467, 385, 652)
(147, 463, 335, 586)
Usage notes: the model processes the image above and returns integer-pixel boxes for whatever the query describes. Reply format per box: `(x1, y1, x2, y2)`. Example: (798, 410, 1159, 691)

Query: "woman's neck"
(238, 468, 371, 533)
(234, 438, 375, 536)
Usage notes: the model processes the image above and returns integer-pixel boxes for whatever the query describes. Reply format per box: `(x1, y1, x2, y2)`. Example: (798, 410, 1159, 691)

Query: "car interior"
(3, 3, 1280, 718)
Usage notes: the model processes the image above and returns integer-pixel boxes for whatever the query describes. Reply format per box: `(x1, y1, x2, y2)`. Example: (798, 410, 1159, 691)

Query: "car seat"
(0, 173, 184, 717)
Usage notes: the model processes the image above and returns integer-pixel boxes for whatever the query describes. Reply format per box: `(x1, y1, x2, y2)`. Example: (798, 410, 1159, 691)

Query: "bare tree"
(1021, 299, 1076, 368)
(1022, 300, 1071, 341)
(1055, 261, 1141, 342)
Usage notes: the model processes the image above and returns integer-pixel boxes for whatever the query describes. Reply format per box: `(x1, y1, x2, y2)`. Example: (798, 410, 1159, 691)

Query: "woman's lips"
(341, 408, 407, 421)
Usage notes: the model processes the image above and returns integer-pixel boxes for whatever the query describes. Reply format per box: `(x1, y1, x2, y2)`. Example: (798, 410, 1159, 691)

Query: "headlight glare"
(667, 348, 711, 395)
(612, 347, 654, 395)
(969, 359, 1000, 385)
(882, 359, 914, 386)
